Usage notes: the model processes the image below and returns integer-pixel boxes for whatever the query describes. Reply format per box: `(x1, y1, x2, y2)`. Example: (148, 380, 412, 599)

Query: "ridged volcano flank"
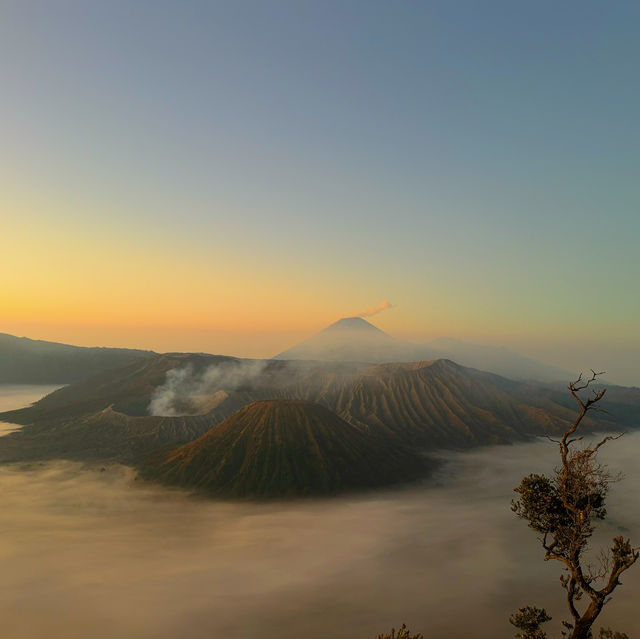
(147, 400, 427, 498)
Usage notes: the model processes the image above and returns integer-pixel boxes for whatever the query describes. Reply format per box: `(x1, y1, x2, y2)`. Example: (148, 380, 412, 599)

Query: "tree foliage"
(510, 606, 552, 638)
(374, 623, 424, 639)
(511, 371, 638, 639)
(598, 629, 629, 639)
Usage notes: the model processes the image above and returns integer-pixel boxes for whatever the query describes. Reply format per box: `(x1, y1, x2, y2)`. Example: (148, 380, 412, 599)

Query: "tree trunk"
(571, 600, 603, 639)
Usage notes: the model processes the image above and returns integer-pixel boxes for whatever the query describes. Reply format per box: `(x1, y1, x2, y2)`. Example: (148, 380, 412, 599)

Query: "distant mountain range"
(0, 319, 570, 385)
(0, 332, 154, 384)
(1, 324, 637, 498)
(2, 349, 638, 497)
(275, 317, 571, 382)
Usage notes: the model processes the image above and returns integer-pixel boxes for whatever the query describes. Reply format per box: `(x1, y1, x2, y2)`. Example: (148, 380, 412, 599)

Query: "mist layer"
(1, 432, 639, 638)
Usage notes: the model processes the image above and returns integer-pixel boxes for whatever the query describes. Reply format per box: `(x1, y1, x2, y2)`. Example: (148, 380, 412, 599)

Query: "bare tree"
(511, 371, 638, 639)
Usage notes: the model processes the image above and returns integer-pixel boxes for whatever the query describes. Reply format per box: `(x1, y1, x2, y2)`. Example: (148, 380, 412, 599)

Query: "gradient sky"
(1, 1, 639, 384)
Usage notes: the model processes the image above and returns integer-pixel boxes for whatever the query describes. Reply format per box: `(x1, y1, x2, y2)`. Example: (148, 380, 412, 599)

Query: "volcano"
(275, 317, 570, 382)
(145, 399, 428, 498)
(274, 317, 439, 363)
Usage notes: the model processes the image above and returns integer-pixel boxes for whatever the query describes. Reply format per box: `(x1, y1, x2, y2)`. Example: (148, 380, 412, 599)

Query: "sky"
(1, 1, 639, 383)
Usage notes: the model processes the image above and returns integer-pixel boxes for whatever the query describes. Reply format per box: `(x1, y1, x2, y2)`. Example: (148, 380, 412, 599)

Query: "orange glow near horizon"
(1, 0, 639, 390)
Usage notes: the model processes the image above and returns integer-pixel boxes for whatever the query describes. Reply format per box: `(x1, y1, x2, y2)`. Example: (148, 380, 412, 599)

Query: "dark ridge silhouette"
(145, 400, 428, 498)
(0, 332, 155, 384)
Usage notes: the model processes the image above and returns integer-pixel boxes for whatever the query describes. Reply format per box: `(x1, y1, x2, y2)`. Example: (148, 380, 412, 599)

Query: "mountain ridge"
(2, 354, 636, 469)
(0, 332, 155, 384)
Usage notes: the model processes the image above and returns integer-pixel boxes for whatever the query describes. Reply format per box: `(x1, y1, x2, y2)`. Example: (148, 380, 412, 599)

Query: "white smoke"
(148, 360, 268, 416)
(147, 366, 194, 416)
(357, 300, 394, 318)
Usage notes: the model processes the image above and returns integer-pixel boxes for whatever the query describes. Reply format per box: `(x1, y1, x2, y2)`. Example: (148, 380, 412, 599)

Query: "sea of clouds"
(1, 386, 639, 639)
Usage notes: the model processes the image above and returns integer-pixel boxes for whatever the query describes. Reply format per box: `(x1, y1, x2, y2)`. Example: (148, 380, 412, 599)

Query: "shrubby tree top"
(511, 371, 638, 639)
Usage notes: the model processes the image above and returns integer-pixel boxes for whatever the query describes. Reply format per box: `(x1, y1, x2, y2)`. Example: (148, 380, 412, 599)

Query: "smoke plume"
(148, 360, 268, 416)
(357, 300, 394, 318)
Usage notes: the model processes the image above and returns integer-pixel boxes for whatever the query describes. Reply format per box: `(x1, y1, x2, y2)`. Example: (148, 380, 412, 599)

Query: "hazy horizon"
(3, 319, 639, 388)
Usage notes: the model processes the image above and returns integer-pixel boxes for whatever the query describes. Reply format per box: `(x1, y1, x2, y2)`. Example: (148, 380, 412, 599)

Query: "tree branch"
(566, 577, 581, 622)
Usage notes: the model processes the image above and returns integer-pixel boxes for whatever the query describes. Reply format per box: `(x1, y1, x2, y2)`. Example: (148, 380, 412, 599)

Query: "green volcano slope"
(146, 400, 428, 498)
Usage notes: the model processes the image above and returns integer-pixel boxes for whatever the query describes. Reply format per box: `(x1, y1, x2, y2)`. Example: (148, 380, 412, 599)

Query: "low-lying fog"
(1, 386, 638, 638)
(0, 384, 62, 434)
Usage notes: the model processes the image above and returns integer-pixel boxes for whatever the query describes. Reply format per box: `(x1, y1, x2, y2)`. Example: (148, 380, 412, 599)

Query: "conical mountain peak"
(322, 316, 388, 334)
(274, 316, 438, 363)
(146, 399, 427, 498)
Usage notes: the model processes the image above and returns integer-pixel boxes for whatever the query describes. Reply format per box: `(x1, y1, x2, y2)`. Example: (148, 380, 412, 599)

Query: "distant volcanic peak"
(323, 317, 389, 334)
(273, 316, 406, 363)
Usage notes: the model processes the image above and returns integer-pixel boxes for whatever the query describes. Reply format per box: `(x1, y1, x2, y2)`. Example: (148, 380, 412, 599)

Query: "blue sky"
(1, 1, 639, 383)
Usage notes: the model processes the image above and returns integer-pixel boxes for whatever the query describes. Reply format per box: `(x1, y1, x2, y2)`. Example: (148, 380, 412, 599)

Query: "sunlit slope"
(0, 352, 245, 423)
(1, 355, 636, 467)
(322, 360, 574, 446)
(0, 332, 154, 384)
(146, 400, 428, 498)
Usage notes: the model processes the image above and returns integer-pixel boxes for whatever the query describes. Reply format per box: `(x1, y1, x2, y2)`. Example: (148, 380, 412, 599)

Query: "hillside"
(319, 359, 575, 447)
(0, 333, 154, 383)
(0, 356, 364, 464)
(427, 336, 571, 382)
(0, 352, 244, 423)
(145, 400, 428, 498)
(0, 406, 214, 464)
(2, 354, 635, 471)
